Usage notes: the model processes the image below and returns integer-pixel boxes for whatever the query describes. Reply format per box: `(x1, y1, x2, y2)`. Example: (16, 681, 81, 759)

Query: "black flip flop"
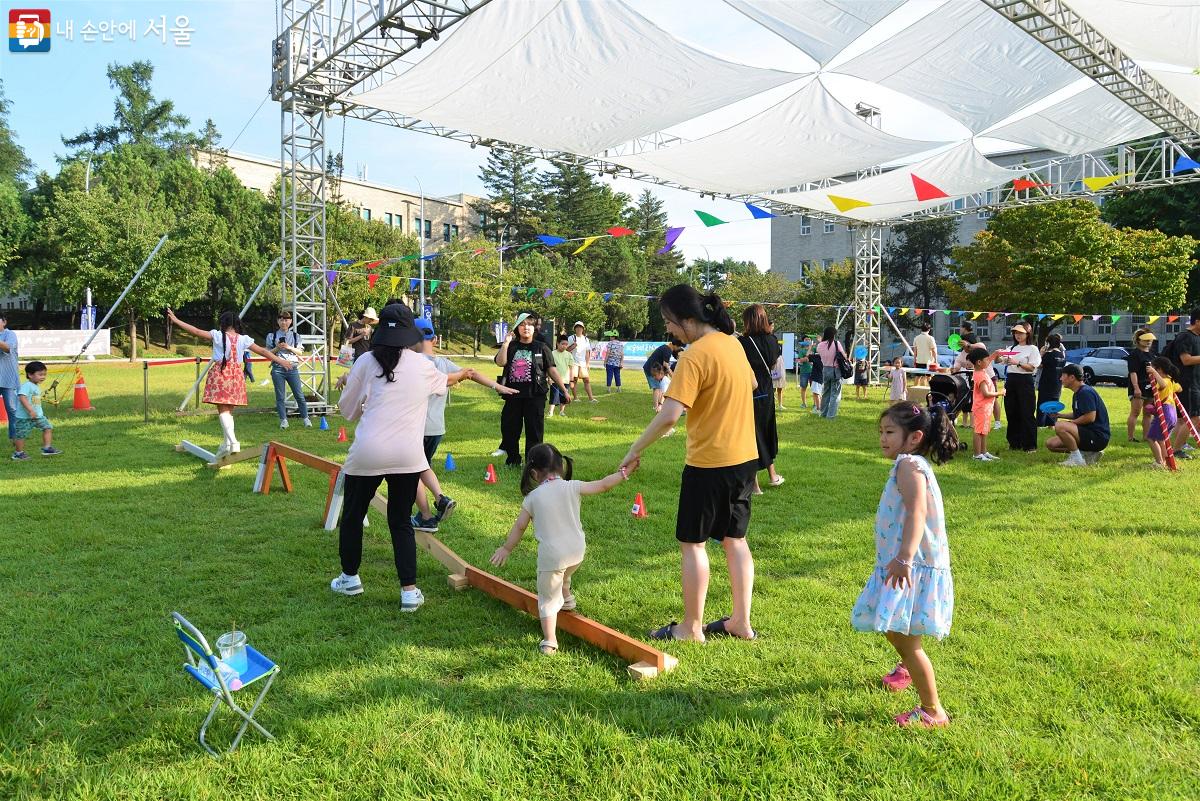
(703, 616, 759, 641)
(648, 621, 679, 641)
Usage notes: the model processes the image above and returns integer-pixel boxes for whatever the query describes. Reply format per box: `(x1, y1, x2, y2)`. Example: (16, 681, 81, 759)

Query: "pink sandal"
(881, 663, 912, 692)
(894, 706, 949, 728)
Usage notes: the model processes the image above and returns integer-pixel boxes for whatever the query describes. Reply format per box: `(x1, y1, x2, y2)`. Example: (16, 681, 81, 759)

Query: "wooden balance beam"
(175, 440, 263, 470)
(253, 441, 345, 529)
(369, 492, 675, 679)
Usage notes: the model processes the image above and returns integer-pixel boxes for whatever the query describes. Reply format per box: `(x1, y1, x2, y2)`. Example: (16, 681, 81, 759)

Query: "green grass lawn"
(1, 361, 1198, 799)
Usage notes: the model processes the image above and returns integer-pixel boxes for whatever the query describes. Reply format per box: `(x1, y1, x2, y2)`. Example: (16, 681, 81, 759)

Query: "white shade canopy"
(724, 0, 906, 65)
(984, 82, 1160, 155)
(351, 0, 801, 154)
(770, 141, 1024, 222)
(613, 78, 950, 194)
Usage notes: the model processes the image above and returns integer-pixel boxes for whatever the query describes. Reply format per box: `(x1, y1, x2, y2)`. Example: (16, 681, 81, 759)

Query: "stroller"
(927, 372, 973, 418)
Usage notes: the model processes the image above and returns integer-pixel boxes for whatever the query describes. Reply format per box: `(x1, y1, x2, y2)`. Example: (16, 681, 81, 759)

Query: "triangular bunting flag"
(1011, 178, 1046, 191)
(1171, 156, 1200, 174)
(586, 292, 596, 301)
(543, 289, 553, 298)
(942, 310, 951, 316)
(1145, 315, 1159, 324)
(657, 227, 684, 254)
(606, 226, 635, 237)
(334, 259, 353, 265)
(399, 254, 418, 262)
(430, 280, 440, 294)
(389, 276, 400, 293)
(744, 202, 774, 219)
(1082, 174, 1126, 191)
(694, 210, 727, 227)
(603, 292, 613, 302)
(350, 260, 370, 268)
(367, 273, 379, 289)
(898, 308, 909, 315)
(1050, 314, 1064, 321)
(526, 288, 539, 299)
(1110, 315, 1120, 323)
(326, 270, 337, 285)
(1072, 314, 1083, 323)
(420, 254, 437, 261)
(987, 312, 998, 321)
(410, 279, 420, 291)
(828, 194, 871, 212)
(970, 311, 982, 320)
(517, 242, 540, 252)
(1168, 315, 1179, 323)
(537, 235, 567, 246)
(472, 248, 486, 255)
(366, 260, 386, 269)
(911, 174, 948, 201)
(449, 281, 458, 291)
(1092, 315, 1101, 321)
(573, 236, 602, 255)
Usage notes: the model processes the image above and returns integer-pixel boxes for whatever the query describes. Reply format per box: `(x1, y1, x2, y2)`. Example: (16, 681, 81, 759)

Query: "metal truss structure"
(277, 0, 1200, 399)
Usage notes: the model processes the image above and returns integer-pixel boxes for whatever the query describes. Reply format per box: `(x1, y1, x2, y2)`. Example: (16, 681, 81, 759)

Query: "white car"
(1079, 346, 1130, 386)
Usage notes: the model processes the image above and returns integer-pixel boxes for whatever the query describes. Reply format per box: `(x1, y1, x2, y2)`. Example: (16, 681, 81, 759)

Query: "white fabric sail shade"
(984, 82, 1161, 154)
(613, 78, 950, 194)
(351, 0, 801, 154)
(771, 141, 1025, 222)
(724, 0, 906, 65)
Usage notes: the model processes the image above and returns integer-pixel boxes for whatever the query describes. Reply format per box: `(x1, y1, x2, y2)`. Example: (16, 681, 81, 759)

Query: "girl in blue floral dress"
(852, 402, 958, 728)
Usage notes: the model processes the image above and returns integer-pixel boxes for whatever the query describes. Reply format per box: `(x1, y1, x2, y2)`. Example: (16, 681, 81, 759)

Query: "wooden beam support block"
(447, 573, 468, 591)
(627, 661, 658, 681)
(464, 566, 673, 673)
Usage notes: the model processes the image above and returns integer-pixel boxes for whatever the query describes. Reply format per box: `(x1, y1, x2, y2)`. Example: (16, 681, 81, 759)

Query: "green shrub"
(175, 344, 194, 358)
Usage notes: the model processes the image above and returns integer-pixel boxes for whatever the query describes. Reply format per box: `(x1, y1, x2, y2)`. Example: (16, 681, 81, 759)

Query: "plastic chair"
(172, 612, 280, 757)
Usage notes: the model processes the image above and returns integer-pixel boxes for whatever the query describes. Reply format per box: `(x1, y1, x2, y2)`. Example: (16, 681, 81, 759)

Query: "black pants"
(499, 395, 546, 465)
(339, 472, 420, 585)
(1036, 381, 1062, 427)
(1004, 373, 1038, 450)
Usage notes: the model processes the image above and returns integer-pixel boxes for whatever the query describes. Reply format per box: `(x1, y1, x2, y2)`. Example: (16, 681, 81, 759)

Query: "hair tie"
(912, 404, 923, 416)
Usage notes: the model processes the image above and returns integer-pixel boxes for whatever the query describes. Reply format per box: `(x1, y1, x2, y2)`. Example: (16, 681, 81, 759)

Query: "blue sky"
(2, 0, 777, 268)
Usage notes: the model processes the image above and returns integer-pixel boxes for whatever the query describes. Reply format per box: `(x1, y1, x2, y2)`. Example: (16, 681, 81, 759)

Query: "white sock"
(218, 412, 235, 446)
(1070, 449, 1082, 460)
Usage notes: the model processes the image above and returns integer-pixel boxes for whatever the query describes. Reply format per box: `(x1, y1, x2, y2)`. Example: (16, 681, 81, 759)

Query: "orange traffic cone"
(72, 370, 95, 411)
(484, 463, 498, 484)
(631, 492, 647, 518)
(336, 426, 347, 442)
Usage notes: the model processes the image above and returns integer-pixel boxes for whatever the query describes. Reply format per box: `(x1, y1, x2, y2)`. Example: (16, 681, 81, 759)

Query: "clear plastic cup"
(216, 630, 248, 675)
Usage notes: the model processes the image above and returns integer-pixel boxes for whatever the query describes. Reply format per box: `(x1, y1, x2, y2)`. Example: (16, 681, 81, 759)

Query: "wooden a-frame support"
(251, 441, 676, 678)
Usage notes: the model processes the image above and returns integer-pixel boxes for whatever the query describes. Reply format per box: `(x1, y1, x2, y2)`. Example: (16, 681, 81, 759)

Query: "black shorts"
(676, 460, 756, 543)
(1076, 426, 1109, 453)
(423, 434, 443, 463)
(1182, 387, 1200, 417)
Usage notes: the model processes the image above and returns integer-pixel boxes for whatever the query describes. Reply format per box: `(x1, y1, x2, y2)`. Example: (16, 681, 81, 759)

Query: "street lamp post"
(414, 176, 425, 315)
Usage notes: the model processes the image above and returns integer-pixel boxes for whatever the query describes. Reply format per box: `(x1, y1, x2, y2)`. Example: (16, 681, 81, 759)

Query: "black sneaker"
(410, 513, 438, 533)
(434, 494, 457, 523)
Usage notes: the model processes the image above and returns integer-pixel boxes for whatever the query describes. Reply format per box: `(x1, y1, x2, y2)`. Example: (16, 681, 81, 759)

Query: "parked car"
(899, 344, 957, 370)
(1079, 346, 1130, 386)
(1065, 346, 1095, 363)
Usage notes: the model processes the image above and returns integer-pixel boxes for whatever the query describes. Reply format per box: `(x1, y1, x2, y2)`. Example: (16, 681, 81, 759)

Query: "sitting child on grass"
(490, 443, 634, 655)
(12, 360, 62, 460)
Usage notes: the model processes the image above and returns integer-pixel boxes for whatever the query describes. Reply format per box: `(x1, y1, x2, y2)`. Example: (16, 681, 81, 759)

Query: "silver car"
(1079, 346, 1130, 386)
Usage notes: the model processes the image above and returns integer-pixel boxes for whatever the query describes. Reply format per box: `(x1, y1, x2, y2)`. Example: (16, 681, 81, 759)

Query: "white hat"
(362, 307, 379, 323)
(573, 320, 585, 329)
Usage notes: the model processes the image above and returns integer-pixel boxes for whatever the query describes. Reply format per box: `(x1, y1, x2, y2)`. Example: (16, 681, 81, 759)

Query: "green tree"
(882, 217, 958, 312)
(506, 250, 603, 338)
(721, 270, 804, 333)
(537, 162, 626, 239)
(7, 164, 88, 326)
(1102, 182, 1200, 304)
(325, 201, 419, 336)
(471, 147, 541, 246)
(0, 180, 28, 276)
(62, 61, 196, 157)
(687, 257, 758, 291)
(947, 200, 1196, 342)
(796, 258, 856, 336)
(439, 238, 514, 354)
(0, 80, 32, 184)
(629, 190, 684, 339)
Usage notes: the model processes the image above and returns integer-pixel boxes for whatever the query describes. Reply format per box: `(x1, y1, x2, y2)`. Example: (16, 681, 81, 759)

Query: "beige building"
(195, 150, 482, 248)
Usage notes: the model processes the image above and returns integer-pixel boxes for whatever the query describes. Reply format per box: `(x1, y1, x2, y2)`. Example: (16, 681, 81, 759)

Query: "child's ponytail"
(880, 402, 959, 465)
(658, 284, 735, 335)
(520, 443, 572, 496)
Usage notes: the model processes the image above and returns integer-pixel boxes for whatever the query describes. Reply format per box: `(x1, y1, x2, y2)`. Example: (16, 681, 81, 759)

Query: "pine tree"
(0, 80, 32, 183)
(471, 146, 540, 245)
(881, 217, 958, 311)
(536, 162, 624, 239)
(62, 61, 197, 157)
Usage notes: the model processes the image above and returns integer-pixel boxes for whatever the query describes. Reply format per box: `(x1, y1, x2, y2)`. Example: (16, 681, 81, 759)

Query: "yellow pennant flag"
(828, 194, 871, 212)
(1082, 173, 1129, 192)
(1146, 315, 1160, 324)
(898, 308, 909, 315)
(572, 236, 602, 255)
(389, 276, 400, 293)
(970, 311, 982, 320)
(1050, 313, 1065, 321)
(586, 292, 596, 301)
(351, 260, 371, 268)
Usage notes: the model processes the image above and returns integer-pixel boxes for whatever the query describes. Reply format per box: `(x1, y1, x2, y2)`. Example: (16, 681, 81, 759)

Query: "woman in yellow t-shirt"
(621, 284, 759, 643)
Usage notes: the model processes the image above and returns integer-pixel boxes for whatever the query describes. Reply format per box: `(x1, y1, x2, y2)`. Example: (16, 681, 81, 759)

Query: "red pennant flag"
(367, 272, 379, 289)
(1168, 315, 1179, 323)
(1073, 314, 1084, 323)
(606, 226, 635, 237)
(366, 259, 386, 269)
(912, 309, 924, 316)
(911, 174, 948, 201)
(1012, 178, 1045, 191)
(987, 312, 998, 321)
(472, 248, 486, 255)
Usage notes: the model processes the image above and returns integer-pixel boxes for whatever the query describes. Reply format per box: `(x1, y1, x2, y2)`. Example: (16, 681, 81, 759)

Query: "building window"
(799, 216, 811, 236)
(360, 208, 371, 221)
(823, 220, 835, 234)
(952, 197, 965, 211)
(1062, 322, 1080, 336)
(385, 212, 393, 227)
(479, 212, 487, 227)
(451, 224, 459, 239)
(1130, 314, 1148, 328)
(976, 322, 990, 340)
(424, 219, 432, 240)
(822, 258, 834, 269)
(414, 217, 421, 236)
(1098, 321, 1112, 336)
(443, 223, 451, 242)
(394, 214, 403, 231)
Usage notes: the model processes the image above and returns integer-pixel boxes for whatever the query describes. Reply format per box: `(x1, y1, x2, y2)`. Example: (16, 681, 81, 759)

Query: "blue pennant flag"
(335, 259, 353, 265)
(420, 253, 438, 261)
(603, 292, 613, 302)
(744, 202, 775, 219)
(1172, 155, 1200, 174)
(409, 278, 420, 291)
(536, 235, 568, 246)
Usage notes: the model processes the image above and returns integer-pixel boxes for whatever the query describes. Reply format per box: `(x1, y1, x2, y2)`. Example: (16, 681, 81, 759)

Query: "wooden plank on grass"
(206, 444, 263, 470)
(369, 494, 471, 574)
(176, 440, 216, 464)
(464, 566, 671, 672)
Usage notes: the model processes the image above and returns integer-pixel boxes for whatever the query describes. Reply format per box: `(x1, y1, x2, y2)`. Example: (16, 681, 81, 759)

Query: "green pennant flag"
(302, 267, 311, 280)
(430, 280, 440, 294)
(694, 210, 728, 227)
(517, 242, 540, 252)
(1110, 314, 1120, 324)
(526, 287, 539, 299)
(399, 254, 419, 261)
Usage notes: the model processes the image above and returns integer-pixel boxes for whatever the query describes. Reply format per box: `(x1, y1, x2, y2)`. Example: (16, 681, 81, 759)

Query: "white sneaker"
(982, 452, 1000, 461)
(259, 378, 271, 387)
(400, 588, 425, 612)
(992, 421, 1002, 430)
(330, 573, 364, 596)
(303, 418, 313, 427)
(1082, 450, 1103, 465)
(280, 419, 289, 429)
(972, 454, 989, 462)
(230, 441, 241, 454)
(1060, 455, 1086, 467)
(1149, 461, 1168, 470)
(214, 442, 231, 460)
(490, 448, 507, 458)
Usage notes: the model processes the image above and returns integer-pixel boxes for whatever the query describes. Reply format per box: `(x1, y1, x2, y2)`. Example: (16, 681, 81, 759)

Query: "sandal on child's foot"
(881, 663, 912, 692)
(538, 640, 558, 655)
(894, 706, 949, 728)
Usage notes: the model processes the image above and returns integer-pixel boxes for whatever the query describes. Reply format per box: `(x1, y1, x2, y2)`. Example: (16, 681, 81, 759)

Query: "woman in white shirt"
(998, 322, 1041, 451)
(330, 303, 449, 613)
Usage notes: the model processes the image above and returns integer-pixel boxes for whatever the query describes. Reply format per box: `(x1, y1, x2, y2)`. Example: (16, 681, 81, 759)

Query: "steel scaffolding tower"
(853, 226, 884, 381)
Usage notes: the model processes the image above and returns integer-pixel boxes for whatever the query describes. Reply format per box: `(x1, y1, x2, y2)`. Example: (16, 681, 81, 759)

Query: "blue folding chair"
(172, 612, 280, 757)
